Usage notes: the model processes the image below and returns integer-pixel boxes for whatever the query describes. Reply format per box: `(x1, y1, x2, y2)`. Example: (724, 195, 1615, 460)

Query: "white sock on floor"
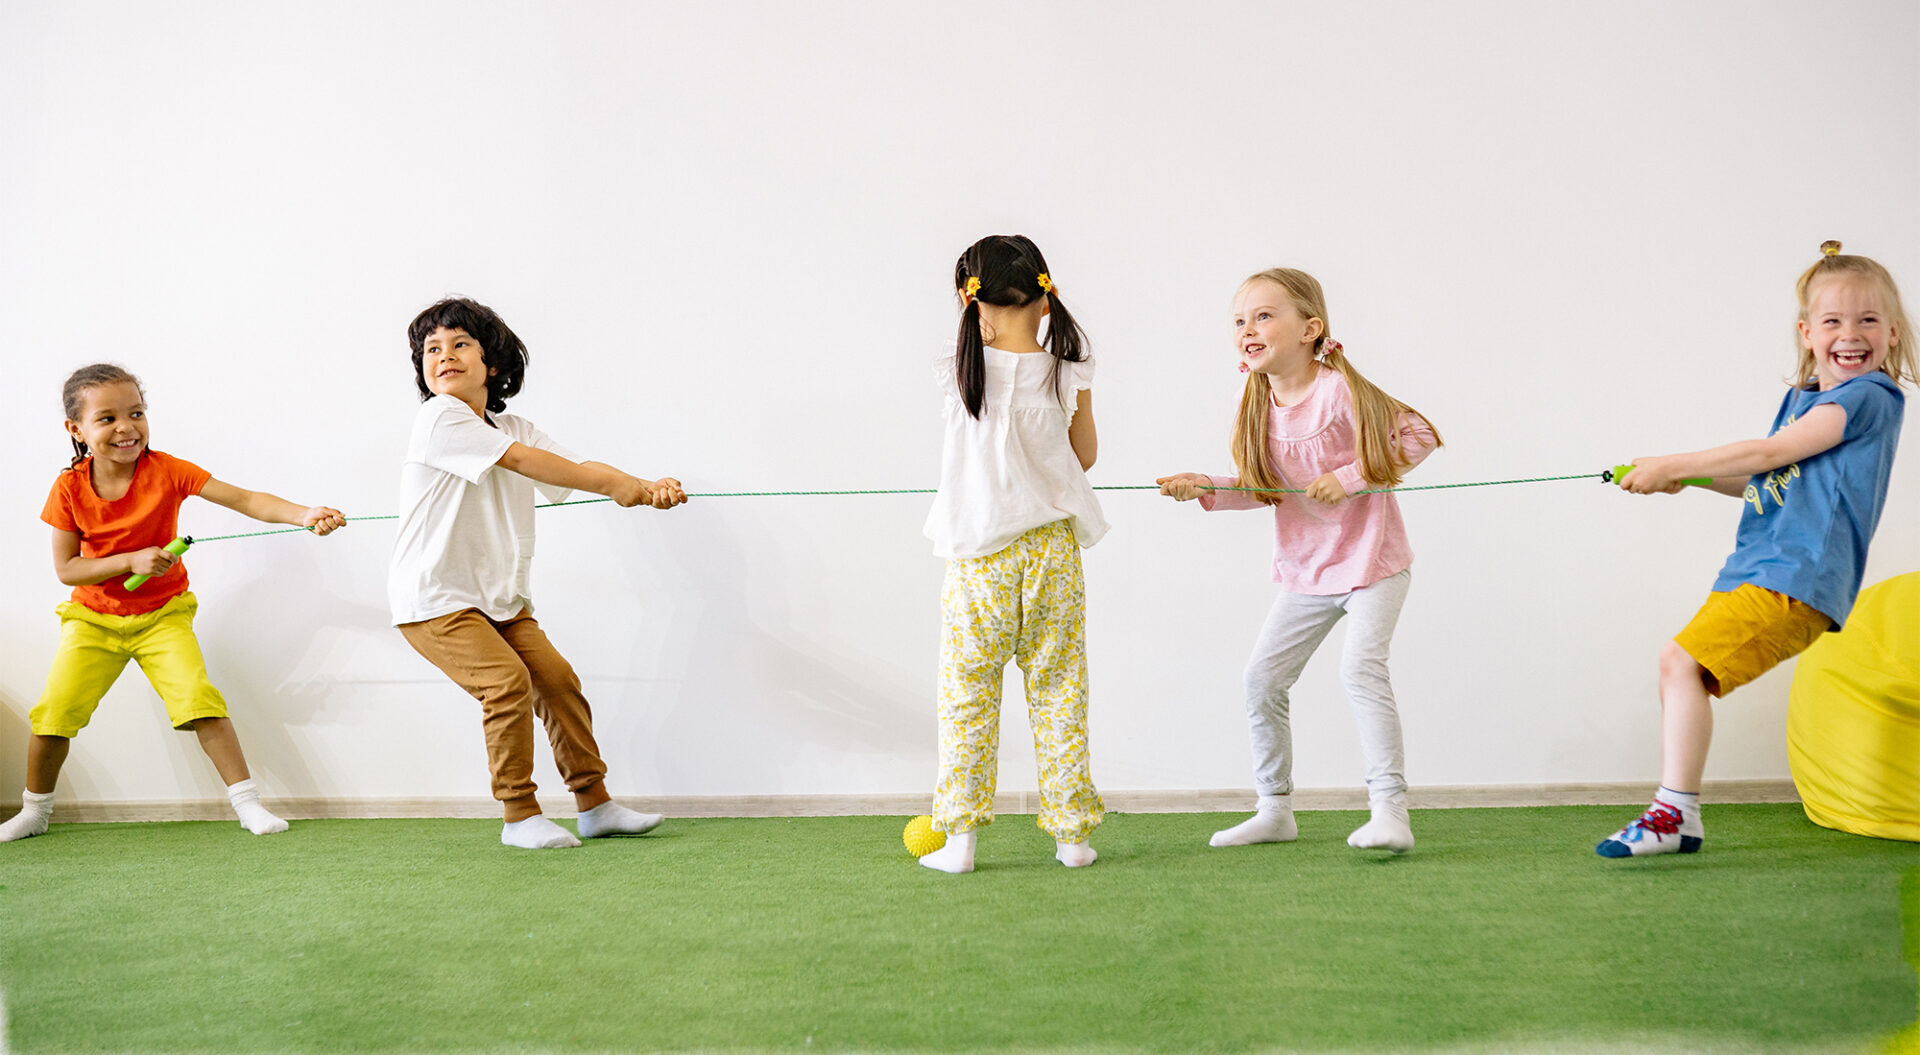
(1595, 787, 1704, 859)
(1347, 798, 1413, 853)
(1055, 840, 1098, 868)
(0, 789, 55, 843)
(226, 779, 289, 836)
(1210, 794, 1298, 847)
(575, 801, 663, 839)
(502, 814, 582, 850)
(1655, 786, 1700, 816)
(920, 829, 976, 874)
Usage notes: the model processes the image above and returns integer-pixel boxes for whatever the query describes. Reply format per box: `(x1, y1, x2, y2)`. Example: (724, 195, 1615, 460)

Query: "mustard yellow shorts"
(1673, 584, 1832, 698)
(31, 592, 229, 737)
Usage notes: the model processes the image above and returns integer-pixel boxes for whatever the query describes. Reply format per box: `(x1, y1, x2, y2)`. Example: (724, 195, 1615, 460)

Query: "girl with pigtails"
(1596, 241, 1909, 860)
(919, 234, 1108, 874)
(1160, 267, 1441, 854)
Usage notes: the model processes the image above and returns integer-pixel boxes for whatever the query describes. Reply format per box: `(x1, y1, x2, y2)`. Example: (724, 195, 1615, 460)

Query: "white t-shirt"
(388, 394, 578, 625)
(923, 346, 1109, 560)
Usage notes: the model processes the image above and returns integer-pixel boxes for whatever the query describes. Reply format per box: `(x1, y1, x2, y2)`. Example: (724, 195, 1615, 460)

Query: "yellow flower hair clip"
(1821, 240, 1843, 257)
(963, 276, 982, 299)
(1036, 273, 1054, 294)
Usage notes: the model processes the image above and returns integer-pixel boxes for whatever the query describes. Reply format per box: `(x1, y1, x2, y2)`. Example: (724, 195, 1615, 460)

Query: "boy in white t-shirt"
(390, 297, 687, 849)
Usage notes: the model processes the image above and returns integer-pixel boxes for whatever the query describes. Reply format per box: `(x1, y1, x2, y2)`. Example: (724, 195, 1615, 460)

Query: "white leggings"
(1242, 568, 1411, 804)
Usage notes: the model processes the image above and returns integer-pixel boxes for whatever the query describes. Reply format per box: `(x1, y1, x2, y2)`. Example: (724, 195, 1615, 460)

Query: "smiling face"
(1232, 279, 1322, 375)
(66, 381, 148, 469)
(419, 327, 496, 411)
(1800, 275, 1899, 390)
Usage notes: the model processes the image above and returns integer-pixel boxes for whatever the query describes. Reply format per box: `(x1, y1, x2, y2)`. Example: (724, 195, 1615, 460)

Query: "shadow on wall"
(0, 662, 176, 808)
(0, 652, 159, 807)
(626, 505, 937, 795)
(194, 544, 396, 798)
(127, 504, 943, 803)
(0, 687, 24, 808)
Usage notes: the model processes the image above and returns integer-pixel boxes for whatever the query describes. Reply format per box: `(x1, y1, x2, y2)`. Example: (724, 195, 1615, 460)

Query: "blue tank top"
(1711, 372, 1904, 628)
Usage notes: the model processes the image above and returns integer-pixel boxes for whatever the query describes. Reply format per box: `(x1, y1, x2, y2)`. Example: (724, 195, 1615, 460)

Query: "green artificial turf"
(0, 806, 1914, 1054)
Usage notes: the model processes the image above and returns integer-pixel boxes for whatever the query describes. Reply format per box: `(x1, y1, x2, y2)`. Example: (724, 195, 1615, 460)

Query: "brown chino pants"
(399, 607, 610, 822)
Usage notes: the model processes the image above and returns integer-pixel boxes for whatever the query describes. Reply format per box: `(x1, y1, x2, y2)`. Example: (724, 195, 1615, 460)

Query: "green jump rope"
(117, 465, 1711, 588)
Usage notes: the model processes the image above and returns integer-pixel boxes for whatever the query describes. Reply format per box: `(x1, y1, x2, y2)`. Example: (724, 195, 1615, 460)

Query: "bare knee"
(1658, 640, 1705, 684)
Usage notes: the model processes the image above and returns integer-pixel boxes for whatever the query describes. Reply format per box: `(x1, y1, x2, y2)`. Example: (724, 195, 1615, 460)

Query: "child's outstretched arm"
(1621, 404, 1847, 496)
(200, 479, 346, 534)
(1156, 473, 1215, 501)
(496, 443, 687, 509)
(1068, 389, 1097, 471)
(51, 528, 178, 586)
(1155, 472, 1275, 510)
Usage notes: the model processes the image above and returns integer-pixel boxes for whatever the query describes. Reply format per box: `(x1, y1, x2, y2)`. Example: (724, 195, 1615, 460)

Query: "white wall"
(3, 0, 1916, 808)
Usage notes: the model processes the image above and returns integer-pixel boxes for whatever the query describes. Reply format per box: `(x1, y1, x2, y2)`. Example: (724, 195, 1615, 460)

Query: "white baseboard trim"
(28, 780, 1798, 824)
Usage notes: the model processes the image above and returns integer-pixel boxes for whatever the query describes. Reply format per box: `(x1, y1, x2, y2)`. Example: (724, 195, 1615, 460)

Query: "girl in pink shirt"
(1160, 267, 1440, 853)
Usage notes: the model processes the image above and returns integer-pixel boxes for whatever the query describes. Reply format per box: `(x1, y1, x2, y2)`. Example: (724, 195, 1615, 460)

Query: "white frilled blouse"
(923, 346, 1110, 560)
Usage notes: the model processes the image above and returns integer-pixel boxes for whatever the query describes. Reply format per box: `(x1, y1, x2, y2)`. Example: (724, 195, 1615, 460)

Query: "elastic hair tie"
(1323, 337, 1343, 355)
(1821, 240, 1843, 258)
(1036, 273, 1053, 294)
(963, 276, 982, 298)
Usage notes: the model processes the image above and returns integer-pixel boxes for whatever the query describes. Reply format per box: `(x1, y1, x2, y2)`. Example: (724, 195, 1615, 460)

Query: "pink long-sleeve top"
(1201, 366, 1438, 595)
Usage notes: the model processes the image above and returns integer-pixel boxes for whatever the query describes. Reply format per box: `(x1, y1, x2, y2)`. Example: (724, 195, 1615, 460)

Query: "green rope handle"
(184, 472, 1600, 543)
(1603, 464, 1713, 487)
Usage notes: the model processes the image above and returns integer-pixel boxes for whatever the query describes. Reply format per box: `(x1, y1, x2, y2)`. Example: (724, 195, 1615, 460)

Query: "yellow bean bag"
(1787, 571, 1920, 842)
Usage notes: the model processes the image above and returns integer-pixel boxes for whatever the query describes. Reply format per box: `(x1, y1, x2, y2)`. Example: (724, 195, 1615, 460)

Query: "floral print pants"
(934, 520, 1104, 842)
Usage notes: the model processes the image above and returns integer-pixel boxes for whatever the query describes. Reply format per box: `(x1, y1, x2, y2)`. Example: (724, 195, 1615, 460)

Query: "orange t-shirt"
(41, 450, 212, 616)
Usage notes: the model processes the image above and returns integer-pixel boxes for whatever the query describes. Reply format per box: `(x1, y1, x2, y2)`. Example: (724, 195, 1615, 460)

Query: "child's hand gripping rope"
(1604, 463, 1714, 494)
(123, 537, 191, 590)
(122, 507, 345, 589)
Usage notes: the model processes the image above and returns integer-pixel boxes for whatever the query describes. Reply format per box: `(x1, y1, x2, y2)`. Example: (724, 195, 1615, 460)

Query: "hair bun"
(1821, 240, 1843, 257)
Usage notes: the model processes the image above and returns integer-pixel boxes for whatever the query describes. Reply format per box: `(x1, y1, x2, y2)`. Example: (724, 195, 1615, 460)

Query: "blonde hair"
(1791, 241, 1914, 389)
(1230, 268, 1441, 505)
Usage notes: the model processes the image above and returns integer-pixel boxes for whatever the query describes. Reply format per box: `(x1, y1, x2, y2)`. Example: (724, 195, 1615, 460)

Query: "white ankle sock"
(575, 801, 663, 839)
(1595, 788, 1705, 858)
(1655, 786, 1701, 815)
(919, 829, 976, 874)
(1347, 799, 1414, 853)
(0, 789, 55, 843)
(1210, 794, 1298, 847)
(502, 814, 582, 849)
(226, 779, 289, 836)
(1055, 840, 1098, 868)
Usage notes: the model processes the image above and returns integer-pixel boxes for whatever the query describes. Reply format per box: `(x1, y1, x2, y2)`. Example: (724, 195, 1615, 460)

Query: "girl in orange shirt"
(0, 364, 345, 842)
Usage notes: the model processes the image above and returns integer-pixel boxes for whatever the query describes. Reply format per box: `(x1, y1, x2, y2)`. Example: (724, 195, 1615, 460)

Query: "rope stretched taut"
(183, 472, 1603, 543)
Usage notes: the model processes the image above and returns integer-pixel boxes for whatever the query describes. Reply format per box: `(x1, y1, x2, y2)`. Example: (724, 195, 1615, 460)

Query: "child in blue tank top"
(1598, 241, 1911, 859)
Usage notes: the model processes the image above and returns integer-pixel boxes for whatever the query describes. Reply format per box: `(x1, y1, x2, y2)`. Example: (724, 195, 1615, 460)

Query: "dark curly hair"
(407, 297, 528, 414)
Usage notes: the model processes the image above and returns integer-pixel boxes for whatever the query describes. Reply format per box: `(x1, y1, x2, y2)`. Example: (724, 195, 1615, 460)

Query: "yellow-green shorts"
(31, 592, 229, 737)
(1673, 584, 1832, 698)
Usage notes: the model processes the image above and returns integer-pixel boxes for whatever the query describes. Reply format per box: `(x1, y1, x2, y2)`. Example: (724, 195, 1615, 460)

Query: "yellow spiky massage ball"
(902, 815, 946, 857)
